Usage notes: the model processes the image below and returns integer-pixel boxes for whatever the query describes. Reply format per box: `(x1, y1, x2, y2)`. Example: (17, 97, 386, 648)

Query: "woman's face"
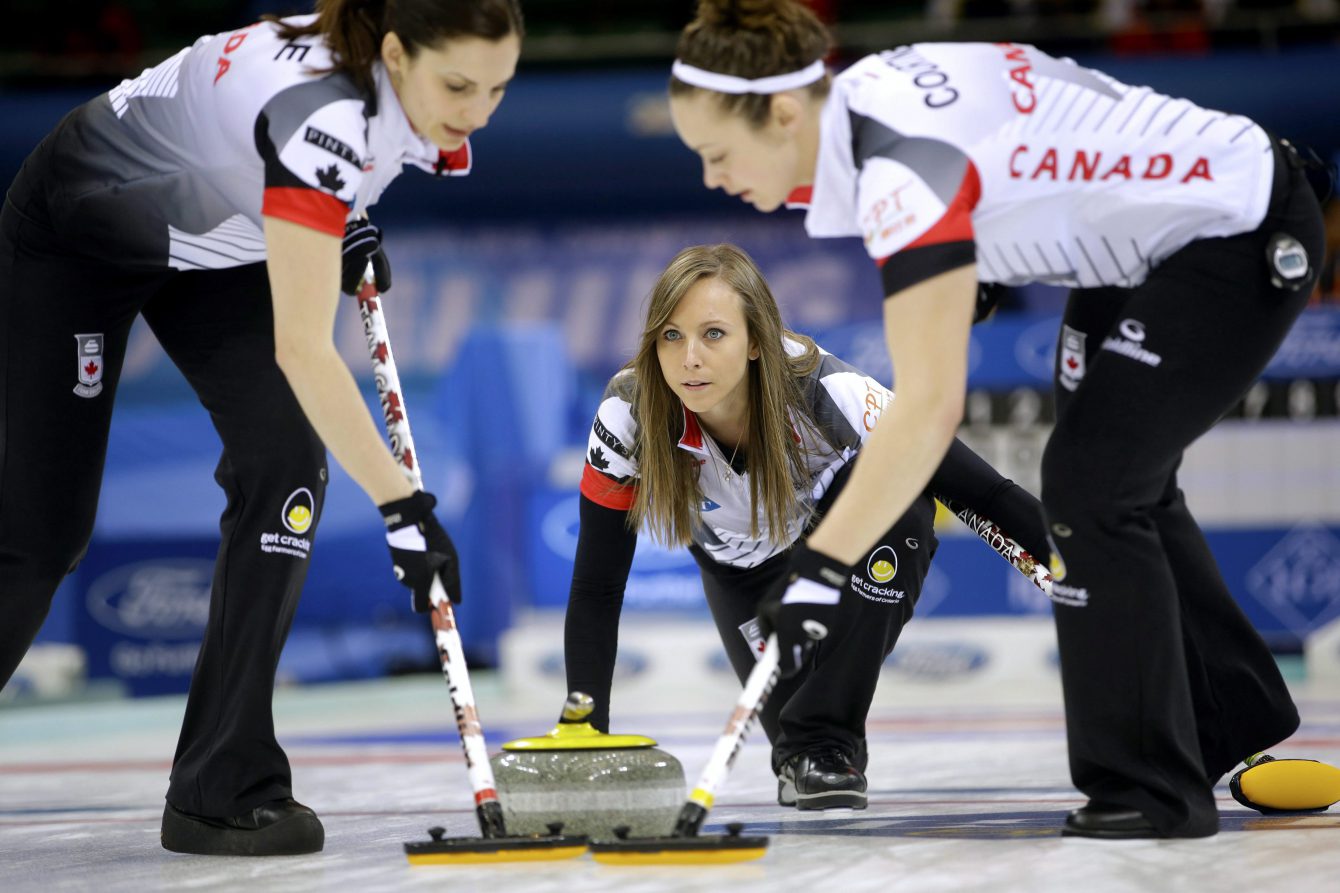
(383, 32, 520, 151)
(656, 276, 759, 424)
(670, 91, 805, 213)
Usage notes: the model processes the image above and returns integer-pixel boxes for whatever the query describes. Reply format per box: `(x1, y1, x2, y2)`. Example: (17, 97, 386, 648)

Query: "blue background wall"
(9, 47, 1340, 693)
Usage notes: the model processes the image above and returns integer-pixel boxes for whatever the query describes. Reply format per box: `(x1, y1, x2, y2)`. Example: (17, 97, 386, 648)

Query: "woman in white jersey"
(0, 0, 522, 856)
(566, 243, 1049, 810)
(665, 0, 1336, 839)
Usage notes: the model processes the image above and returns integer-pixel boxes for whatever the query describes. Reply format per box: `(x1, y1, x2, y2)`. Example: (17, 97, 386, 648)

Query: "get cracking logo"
(282, 488, 315, 534)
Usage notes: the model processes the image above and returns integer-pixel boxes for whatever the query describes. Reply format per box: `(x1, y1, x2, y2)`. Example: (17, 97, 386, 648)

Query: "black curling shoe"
(1062, 804, 1161, 840)
(777, 747, 868, 810)
(162, 798, 325, 856)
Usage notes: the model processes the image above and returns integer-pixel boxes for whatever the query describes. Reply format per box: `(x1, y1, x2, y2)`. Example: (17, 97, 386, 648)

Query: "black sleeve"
(563, 494, 638, 733)
(928, 438, 1050, 560)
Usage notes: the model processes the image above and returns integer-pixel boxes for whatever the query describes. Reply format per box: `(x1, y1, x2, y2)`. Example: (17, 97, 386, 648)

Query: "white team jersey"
(792, 44, 1275, 290)
(34, 14, 470, 270)
(580, 339, 891, 568)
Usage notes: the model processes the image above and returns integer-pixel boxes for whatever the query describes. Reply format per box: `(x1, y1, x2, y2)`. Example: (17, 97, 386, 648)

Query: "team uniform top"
(581, 339, 901, 569)
(14, 14, 469, 271)
(791, 43, 1274, 294)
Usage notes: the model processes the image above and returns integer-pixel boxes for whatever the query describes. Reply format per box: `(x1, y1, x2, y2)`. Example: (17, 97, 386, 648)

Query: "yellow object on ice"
(1234, 758, 1340, 812)
(501, 721, 657, 751)
(405, 844, 589, 864)
(590, 846, 768, 865)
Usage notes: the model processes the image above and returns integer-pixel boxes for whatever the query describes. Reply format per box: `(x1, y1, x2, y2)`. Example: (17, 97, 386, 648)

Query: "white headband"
(671, 59, 826, 95)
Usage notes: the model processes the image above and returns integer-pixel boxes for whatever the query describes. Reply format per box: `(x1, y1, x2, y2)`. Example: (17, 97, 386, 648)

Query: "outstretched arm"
(806, 264, 978, 563)
(264, 215, 414, 507)
(564, 496, 638, 733)
(931, 438, 1049, 560)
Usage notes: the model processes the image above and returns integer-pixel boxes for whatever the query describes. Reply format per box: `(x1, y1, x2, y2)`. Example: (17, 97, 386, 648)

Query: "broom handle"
(672, 634, 781, 837)
(672, 501, 1050, 837)
(355, 274, 506, 838)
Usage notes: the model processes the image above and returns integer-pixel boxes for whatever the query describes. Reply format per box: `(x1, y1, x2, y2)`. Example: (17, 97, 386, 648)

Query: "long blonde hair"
(629, 244, 822, 547)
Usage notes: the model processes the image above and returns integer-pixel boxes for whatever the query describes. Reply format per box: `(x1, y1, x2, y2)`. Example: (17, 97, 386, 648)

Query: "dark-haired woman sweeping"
(0, 0, 523, 855)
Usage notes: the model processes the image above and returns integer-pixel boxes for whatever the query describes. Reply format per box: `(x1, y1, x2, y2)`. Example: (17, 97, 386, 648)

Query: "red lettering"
(1143, 154, 1172, 179)
(1009, 145, 1028, 178)
(1101, 155, 1133, 180)
(1031, 148, 1059, 180)
(1180, 157, 1213, 183)
(214, 29, 249, 84)
(1013, 91, 1035, 114)
(1009, 66, 1034, 91)
(1069, 151, 1100, 181)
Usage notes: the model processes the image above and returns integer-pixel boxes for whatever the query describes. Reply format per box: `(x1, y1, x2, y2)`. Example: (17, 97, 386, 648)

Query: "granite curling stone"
(490, 692, 685, 840)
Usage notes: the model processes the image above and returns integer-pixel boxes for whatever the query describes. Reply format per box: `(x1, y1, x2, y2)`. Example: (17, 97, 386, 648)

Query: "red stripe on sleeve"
(581, 464, 636, 511)
(902, 161, 980, 252)
(875, 161, 982, 267)
(262, 187, 348, 237)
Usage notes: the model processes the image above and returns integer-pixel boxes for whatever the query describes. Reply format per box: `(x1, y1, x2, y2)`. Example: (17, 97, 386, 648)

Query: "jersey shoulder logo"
(315, 164, 346, 194)
(304, 127, 362, 168)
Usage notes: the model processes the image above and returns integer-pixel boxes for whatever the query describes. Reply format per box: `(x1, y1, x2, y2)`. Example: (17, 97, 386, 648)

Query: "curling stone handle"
(559, 691, 595, 724)
(671, 802, 708, 838)
(477, 800, 507, 839)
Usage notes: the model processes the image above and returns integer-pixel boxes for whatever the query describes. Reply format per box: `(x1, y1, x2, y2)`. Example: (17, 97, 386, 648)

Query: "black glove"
(974, 282, 1005, 323)
(378, 490, 461, 611)
(341, 218, 392, 295)
(757, 542, 849, 678)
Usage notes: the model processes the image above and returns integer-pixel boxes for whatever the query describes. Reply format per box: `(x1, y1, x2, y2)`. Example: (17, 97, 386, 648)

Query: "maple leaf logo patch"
(588, 446, 610, 471)
(315, 163, 346, 194)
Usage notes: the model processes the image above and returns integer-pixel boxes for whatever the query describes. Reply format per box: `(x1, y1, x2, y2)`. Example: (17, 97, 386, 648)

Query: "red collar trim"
(785, 185, 813, 209)
(434, 141, 472, 176)
(676, 406, 707, 454)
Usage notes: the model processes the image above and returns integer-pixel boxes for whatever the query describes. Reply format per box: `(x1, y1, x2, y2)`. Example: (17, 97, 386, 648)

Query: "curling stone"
(490, 692, 685, 840)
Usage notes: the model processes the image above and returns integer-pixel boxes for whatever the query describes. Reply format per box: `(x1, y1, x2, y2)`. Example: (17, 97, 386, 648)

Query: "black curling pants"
(692, 462, 937, 772)
(1039, 142, 1323, 837)
(0, 199, 328, 818)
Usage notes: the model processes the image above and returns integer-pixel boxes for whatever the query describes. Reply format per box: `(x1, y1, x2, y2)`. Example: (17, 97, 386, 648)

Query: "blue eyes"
(663, 329, 724, 341)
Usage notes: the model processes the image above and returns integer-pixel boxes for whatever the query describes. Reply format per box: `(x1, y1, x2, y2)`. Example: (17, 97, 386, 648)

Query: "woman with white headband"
(668, 0, 1337, 839)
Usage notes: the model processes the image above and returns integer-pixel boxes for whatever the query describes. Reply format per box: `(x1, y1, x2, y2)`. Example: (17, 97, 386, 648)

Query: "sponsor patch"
(593, 417, 631, 458)
(304, 126, 361, 168)
(739, 617, 767, 659)
(851, 544, 907, 603)
(1058, 325, 1085, 392)
(282, 487, 315, 534)
(260, 487, 315, 558)
(1101, 317, 1162, 368)
(74, 333, 104, 398)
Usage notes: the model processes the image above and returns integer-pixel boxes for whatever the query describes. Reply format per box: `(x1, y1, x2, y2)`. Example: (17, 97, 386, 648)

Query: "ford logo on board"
(885, 642, 989, 680)
(85, 559, 214, 638)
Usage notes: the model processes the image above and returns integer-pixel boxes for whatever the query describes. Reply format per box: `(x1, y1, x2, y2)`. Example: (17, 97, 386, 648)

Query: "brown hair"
(629, 244, 824, 548)
(269, 0, 525, 95)
(671, 0, 832, 128)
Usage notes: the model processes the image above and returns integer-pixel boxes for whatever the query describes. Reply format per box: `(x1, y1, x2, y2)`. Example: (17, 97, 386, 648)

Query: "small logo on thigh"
(74, 333, 104, 398)
(1059, 325, 1086, 392)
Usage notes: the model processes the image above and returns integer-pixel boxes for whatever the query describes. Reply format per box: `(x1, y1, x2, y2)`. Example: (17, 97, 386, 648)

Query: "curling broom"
(352, 271, 588, 863)
(591, 499, 1052, 864)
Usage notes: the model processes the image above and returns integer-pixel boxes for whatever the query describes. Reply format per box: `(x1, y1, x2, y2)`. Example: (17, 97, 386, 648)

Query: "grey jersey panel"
(849, 110, 969, 207)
